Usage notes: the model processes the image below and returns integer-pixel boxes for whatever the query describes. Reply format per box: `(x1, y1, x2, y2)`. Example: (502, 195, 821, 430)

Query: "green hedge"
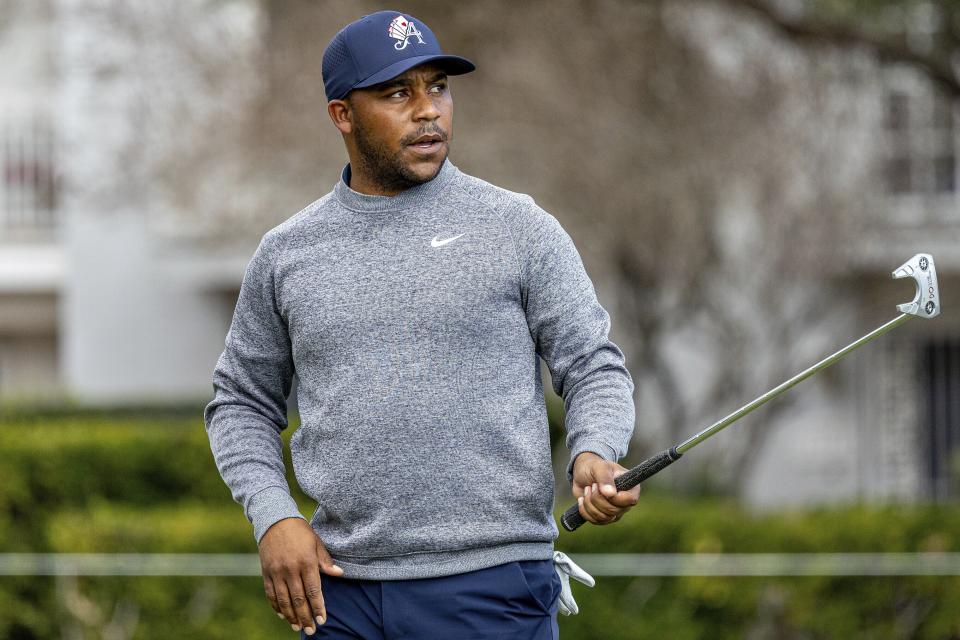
(0, 411, 313, 551)
(559, 497, 960, 554)
(3, 410, 960, 639)
(29, 497, 960, 556)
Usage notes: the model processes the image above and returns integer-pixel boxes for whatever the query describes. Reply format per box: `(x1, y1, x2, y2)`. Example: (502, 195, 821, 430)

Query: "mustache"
(402, 126, 448, 145)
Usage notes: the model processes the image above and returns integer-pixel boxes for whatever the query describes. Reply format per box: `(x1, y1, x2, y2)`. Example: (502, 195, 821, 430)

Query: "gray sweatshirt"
(203, 157, 635, 580)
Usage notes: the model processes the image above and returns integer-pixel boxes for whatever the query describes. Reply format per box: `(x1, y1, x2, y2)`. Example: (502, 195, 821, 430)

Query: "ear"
(328, 99, 353, 135)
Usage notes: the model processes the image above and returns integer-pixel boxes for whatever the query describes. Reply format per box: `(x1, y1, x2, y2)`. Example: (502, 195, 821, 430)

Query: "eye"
(429, 82, 447, 94)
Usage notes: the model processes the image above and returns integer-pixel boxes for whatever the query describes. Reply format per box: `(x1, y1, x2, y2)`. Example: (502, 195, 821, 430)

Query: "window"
(1, 116, 58, 236)
(883, 84, 957, 196)
(922, 339, 960, 500)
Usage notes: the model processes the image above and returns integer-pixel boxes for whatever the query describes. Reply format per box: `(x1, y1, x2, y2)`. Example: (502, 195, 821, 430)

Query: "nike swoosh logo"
(431, 233, 466, 248)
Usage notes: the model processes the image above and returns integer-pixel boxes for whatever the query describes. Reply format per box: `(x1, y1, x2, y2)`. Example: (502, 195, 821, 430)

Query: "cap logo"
(388, 15, 425, 50)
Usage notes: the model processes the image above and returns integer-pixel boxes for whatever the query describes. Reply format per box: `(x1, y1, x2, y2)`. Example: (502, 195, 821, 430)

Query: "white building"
(0, 1, 62, 401)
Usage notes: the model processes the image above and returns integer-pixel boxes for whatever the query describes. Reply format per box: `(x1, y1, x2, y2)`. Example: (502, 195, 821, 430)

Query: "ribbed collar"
(333, 157, 458, 213)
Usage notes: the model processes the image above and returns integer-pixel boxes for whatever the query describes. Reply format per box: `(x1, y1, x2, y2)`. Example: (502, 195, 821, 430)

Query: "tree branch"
(716, 0, 960, 97)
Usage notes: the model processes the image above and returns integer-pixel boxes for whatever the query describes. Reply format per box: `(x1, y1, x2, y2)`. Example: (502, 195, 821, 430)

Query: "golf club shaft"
(560, 313, 913, 532)
(675, 312, 912, 453)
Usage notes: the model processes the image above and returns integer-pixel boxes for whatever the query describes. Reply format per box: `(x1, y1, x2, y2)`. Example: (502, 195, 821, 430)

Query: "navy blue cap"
(322, 10, 475, 102)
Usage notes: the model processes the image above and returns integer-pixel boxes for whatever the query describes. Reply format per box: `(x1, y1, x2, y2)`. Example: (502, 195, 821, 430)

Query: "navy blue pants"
(300, 559, 561, 639)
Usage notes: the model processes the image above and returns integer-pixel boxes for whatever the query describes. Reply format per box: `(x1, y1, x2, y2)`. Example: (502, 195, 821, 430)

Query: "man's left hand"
(571, 452, 640, 525)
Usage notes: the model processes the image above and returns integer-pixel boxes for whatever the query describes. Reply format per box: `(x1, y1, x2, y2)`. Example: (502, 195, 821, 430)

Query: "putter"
(561, 253, 941, 532)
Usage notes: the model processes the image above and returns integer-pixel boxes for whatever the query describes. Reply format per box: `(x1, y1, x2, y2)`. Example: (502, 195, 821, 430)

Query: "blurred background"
(1, 0, 959, 637)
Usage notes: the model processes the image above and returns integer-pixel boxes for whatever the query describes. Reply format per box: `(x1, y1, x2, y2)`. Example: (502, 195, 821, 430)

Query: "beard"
(351, 116, 448, 193)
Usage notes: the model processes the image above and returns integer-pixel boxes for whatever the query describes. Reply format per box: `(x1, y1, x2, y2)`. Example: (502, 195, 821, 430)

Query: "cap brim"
(352, 54, 476, 92)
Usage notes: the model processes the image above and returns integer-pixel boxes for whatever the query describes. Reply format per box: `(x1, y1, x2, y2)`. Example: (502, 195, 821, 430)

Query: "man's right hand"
(259, 517, 345, 635)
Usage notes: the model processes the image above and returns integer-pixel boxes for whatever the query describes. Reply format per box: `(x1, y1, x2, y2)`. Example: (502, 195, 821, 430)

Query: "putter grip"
(559, 447, 682, 532)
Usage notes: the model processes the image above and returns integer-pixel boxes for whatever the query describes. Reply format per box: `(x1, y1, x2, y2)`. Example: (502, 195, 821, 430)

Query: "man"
(203, 9, 640, 638)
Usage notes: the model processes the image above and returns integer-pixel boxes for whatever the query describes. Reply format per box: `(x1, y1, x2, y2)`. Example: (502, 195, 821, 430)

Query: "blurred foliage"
(1, 411, 960, 638)
(813, 0, 960, 22)
(728, 0, 960, 96)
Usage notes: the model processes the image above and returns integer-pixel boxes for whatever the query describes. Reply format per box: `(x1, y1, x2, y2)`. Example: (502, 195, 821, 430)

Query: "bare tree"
(440, 0, 878, 491)
(67, 0, 891, 493)
(716, 0, 960, 97)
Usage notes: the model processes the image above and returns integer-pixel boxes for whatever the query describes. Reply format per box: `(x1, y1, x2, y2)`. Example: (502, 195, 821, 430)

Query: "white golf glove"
(552, 550, 595, 616)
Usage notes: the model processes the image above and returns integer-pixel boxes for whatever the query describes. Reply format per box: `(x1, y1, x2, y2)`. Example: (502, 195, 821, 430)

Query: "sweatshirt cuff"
(566, 439, 618, 485)
(247, 486, 306, 545)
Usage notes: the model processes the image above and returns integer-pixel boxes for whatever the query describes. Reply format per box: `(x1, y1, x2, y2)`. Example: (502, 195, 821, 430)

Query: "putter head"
(892, 253, 940, 319)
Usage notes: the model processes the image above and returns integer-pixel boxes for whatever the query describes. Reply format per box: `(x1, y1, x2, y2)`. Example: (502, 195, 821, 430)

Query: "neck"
(345, 150, 446, 196)
(335, 157, 457, 213)
(347, 169, 412, 197)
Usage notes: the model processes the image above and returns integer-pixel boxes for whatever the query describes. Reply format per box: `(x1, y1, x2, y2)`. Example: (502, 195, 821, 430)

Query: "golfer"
(203, 10, 639, 638)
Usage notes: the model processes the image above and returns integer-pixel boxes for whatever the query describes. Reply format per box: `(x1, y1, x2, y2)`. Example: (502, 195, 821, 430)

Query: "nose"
(411, 87, 441, 122)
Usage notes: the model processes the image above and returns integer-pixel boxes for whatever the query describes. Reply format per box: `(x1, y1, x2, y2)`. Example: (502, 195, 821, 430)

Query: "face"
(329, 62, 453, 194)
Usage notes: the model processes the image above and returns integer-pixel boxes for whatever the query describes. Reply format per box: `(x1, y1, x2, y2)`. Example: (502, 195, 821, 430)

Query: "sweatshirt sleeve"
(511, 197, 636, 485)
(203, 229, 306, 545)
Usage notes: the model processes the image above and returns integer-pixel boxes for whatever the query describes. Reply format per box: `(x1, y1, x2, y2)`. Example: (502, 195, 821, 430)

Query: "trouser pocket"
(511, 560, 560, 615)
